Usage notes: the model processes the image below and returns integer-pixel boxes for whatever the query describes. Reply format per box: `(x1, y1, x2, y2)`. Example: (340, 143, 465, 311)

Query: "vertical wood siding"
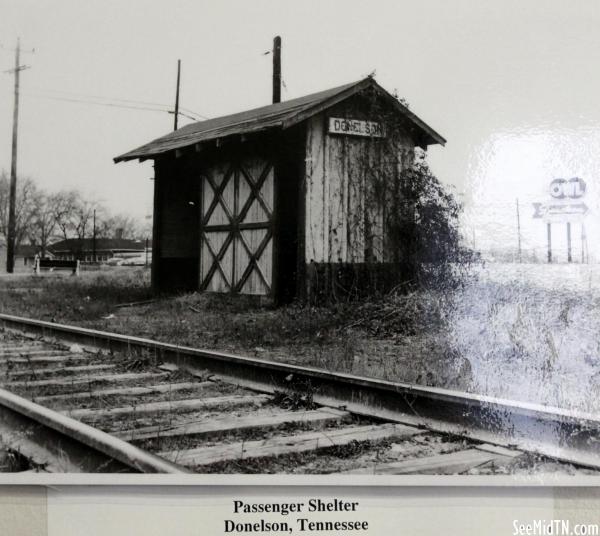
(305, 115, 328, 263)
(304, 113, 415, 265)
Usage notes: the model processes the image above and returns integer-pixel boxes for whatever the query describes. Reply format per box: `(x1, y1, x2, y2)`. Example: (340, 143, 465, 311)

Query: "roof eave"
(368, 82, 446, 147)
(114, 122, 287, 163)
(114, 152, 156, 164)
(114, 77, 446, 162)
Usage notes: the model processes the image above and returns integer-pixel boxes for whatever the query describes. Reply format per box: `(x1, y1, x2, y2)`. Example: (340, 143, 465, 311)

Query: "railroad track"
(0, 313, 598, 476)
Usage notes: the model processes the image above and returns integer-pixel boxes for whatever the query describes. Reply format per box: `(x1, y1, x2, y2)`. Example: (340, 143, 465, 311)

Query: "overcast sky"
(1, 0, 600, 259)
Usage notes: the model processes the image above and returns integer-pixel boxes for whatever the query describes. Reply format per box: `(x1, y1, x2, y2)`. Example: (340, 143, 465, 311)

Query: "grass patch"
(2, 263, 600, 413)
(0, 447, 39, 472)
(270, 375, 317, 411)
(0, 267, 151, 322)
(0, 268, 453, 387)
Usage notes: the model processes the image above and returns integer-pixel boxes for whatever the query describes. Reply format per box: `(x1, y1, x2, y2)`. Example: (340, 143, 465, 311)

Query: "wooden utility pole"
(173, 59, 181, 130)
(272, 36, 281, 104)
(566, 221, 572, 263)
(92, 209, 97, 262)
(547, 222, 552, 263)
(516, 198, 522, 263)
(5, 38, 31, 273)
(581, 222, 587, 264)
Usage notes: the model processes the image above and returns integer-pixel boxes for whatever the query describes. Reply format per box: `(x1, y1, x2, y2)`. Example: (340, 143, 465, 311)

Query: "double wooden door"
(199, 156, 274, 295)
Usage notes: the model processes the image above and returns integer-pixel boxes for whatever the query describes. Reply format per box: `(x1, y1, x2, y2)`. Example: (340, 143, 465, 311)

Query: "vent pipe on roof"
(272, 36, 281, 104)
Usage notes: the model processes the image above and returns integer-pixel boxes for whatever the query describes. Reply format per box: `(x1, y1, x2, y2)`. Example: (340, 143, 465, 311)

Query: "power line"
(6, 42, 277, 119)
(15, 84, 208, 119)
(21, 91, 208, 121)
(27, 85, 202, 115)
(22, 92, 176, 113)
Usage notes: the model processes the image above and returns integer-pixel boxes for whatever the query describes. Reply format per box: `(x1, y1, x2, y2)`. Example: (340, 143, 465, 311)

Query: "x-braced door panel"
(200, 157, 274, 295)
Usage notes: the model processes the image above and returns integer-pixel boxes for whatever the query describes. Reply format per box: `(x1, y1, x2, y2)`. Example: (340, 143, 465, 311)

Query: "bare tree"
(96, 213, 140, 239)
(52, 190, 79, 241)
(72, 196, 97, 240)
(1, 173, 148, 259)
(135, 215, 153, 241)
(28, 191, 58, 256)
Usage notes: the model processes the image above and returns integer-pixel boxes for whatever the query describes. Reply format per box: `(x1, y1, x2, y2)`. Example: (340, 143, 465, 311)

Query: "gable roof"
(114, 77, 445, 163)
(48, 238, 145, 253)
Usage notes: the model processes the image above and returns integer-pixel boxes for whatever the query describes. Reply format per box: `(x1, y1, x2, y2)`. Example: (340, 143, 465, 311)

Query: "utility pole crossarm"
(3, 65, 30, 74)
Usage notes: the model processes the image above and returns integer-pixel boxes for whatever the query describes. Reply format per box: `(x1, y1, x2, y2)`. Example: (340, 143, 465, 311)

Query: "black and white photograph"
(0, 0, 599, 485)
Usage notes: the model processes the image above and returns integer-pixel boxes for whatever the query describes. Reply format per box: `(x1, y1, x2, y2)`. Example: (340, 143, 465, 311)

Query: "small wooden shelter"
(115, 77, 445, 302)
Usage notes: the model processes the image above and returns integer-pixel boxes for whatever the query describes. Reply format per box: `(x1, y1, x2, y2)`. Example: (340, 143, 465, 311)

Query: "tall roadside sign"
(532, 178, 588, 263)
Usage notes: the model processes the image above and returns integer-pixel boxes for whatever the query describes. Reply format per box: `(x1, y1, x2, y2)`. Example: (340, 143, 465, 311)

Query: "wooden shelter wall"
(304, 97, 416, 267)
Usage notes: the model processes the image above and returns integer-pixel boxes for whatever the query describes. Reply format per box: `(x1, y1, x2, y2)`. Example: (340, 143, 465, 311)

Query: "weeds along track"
(0, 313, 599, 475)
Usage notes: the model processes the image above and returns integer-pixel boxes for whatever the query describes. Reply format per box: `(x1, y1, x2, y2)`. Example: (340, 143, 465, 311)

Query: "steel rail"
(1, 312, 599, 470)
(0, 385, 189, 474)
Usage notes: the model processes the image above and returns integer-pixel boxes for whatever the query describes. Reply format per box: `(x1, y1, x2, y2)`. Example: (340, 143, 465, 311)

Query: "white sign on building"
(328, 117, 385, 138)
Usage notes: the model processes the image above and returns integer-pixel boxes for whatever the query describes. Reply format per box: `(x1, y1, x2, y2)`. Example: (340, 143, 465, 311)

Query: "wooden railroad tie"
(34, 381, 211, 403)
(341, 444, 522, 475)
(62, 394, 270, 422)
(158, 423, 422, 467)
(117, 407, 349, 443)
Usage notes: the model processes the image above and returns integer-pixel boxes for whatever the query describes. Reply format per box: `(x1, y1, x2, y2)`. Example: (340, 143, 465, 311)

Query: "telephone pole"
(5, 38, 32, 273)
(272, 36, 281, 104)
(566, 221, 572, 263)
(515, 198, 522, 263)
(92, 209, 97, 262)
(582, 222, 587, 264)
(173, 59, 181, 130)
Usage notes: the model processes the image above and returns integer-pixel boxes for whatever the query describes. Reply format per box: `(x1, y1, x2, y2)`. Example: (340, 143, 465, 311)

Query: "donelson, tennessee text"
(224, 518, 369, 533)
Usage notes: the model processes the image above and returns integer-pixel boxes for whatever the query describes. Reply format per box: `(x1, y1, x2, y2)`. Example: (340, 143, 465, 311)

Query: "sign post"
(533, 178, 588, 264)
(567, 222, 572, 263)
(582, 223, 587, 264)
